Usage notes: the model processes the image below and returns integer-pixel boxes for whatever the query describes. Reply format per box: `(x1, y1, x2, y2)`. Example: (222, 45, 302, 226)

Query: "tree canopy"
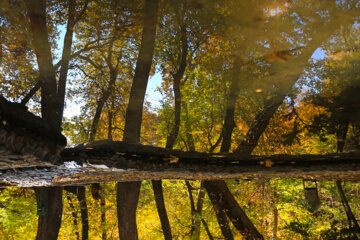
(1, 0, 360, 239)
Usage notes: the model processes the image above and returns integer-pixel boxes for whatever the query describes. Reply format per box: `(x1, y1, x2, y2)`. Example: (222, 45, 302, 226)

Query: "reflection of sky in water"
(57, 25, 163, 118)
(311, 48, 326, 61)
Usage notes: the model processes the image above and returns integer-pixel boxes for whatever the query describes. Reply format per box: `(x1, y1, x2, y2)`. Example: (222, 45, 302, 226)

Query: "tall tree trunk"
(65, 186, 89, 240)
(205, 184, 234, 240)
(25, 2, 67, 230)
(89, 69, 117, 142)
(34, 187, 63, 240)
(101, 194, 107, 240)
(24, 0, 59, 130)
(335, 122, 360, 234)
(108, 107, 113, 140)
(152, 180, 172, 240)
(183, 103, 196, 151)
(152, 17, 188, 240)
(336, 181, 360, 234)
(117, 0, 159, 239)
(67, 193, 80, 240)
(186, 181, 207, 240)
(56, 0, 75, 128)
(209, 20, 348, 239)
(76, 186, 89, 240)
(272, 205, 278, 240)
(210, 44, 318, 239)
(209, 56, 255, 239)
(25, 0, 87, 129)
(165, 23, 188, 149)
(204, 181, 264, 240)
(123, 0, 159, 143)
(201, 219, 214, 240)
(192, 183, 206, 240)
(89, 31, 120, 142)
(116, 181, 142, 240)
(220, 56, 242, 153)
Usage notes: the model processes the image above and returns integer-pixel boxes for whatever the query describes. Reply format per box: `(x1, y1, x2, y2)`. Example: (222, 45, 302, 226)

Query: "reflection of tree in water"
(1, 0, 360, 239)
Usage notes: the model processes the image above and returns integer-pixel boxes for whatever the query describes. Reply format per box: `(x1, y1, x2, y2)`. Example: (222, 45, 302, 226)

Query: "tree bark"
(272, 205, 278, 240)
(183, 103, 196, 151)
(56, 0, 76, 128)
(205, 183, 234, 240)
(89, 33, 119, 142)
(153, 18, 189, 240)
(201, 219, 214, 240)
(211, 55, 259, 239)
(336, 181, 360, 233)
(116, 181, 141, 240)
(335, 122, 360, 234)
(192, 182, 206, 240)
(185, 181, 207, 240)
(220, 56, 242, 153)
(89, 69, 117, 142)
(27, 53, 64, 227)
(57, 0, 89, 127)
(101, 193, 107, 240)
(165, 23, 188, 149)
(34, 187, 63, 240)
(108, 107, 113, 140)
(66, 193, 80, 240)
(123, 0, 159, 143)
(76, 186, 89, 240)
(21, 81, 41, 105)
(24, 0, 59, 131)
(152, 180, 172, 240)
(117, 0, 159, 239)
(204, 181, 264, 240)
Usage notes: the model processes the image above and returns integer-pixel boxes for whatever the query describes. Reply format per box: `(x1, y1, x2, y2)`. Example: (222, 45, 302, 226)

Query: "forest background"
(1, 0, 360, 239)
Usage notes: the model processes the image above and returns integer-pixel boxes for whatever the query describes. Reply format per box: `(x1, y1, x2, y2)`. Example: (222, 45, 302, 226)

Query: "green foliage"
(0, 188, 37, 240)
(1, 0, 360, 239)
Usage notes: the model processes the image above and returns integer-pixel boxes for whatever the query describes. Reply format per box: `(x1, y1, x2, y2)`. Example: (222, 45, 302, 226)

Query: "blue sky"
(58, 26, 163, 118)
(58, 24, 328, 119)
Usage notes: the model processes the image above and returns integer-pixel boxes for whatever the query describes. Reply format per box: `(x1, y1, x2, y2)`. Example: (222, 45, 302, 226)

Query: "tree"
(1, 1, 360, 239)
(117, 0, 159, 239)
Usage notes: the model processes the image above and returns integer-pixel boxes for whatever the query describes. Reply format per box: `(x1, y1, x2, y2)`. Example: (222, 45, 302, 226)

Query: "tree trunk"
(204, 181, 264, 240)
(152, 180, 172, 240)
(272, 205, 278, 240)
(24, 0, 59, 131)
(108, 107, 113, 140)
(201, 219, 214, 240)
(25, 38, 63, 221)
(101, 193, 107, 240)
(89, 69, 118, 142)
(183, 103, 196, 151)
(76, 186, 89, 240)
(335, 122, 360, 234)
(220, 56, 242, 153)
(165, 23, 188, 149)
(209, 24, 346, 239)
(34, 187, 63, 240)
(123, 0, 159, 143)
(336, 181, 360, 234)
(205, 184, 234, 240)
(67, 193, 80, 240)
(117, 0, 159, 239)
(210, 55, 260, 238)
(153, 19, 188, 240)
(116, 181, 141, 240)
(192, 182, 206, 240)
(56, 0, 76, 128)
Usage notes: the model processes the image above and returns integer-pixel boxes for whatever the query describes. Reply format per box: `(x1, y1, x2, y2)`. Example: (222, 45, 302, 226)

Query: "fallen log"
(1, 139, 360, 187)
